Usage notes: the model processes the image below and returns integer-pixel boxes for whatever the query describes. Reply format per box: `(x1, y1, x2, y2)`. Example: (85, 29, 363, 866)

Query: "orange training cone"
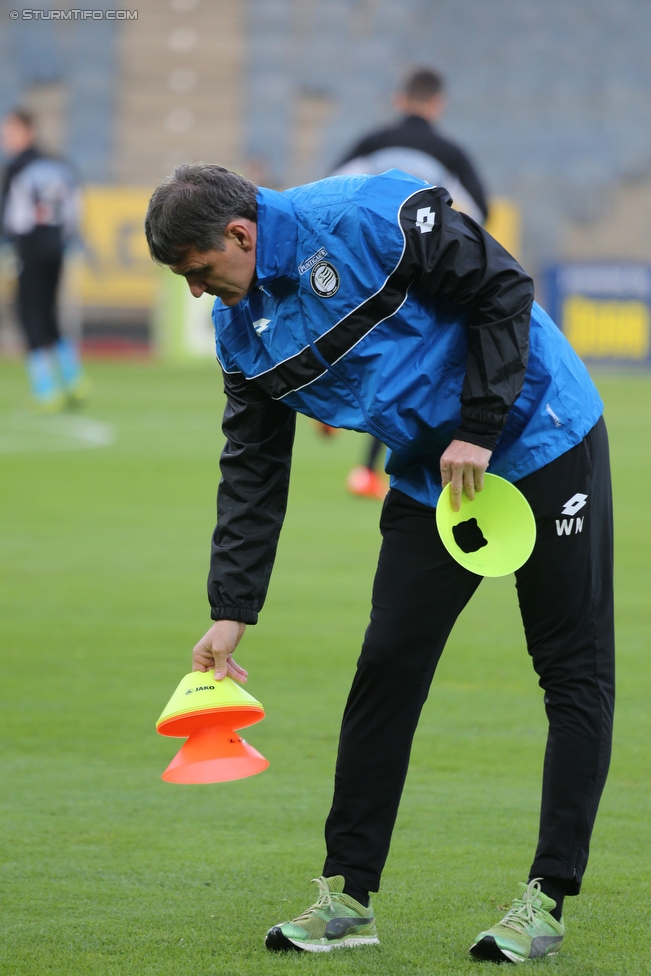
(156, 671, 269, 784)
(161, 725, 268, 784)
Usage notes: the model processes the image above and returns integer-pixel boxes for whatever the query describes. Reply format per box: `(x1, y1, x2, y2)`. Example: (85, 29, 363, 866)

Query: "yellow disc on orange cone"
(156, 671, 268, 784)
(436, 473, 536, 577)
(156, 671, 264, 736)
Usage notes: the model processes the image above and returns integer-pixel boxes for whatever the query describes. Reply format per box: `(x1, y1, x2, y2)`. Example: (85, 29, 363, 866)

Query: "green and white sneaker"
(265, 875, 379, 952)
(470, 879, 565, 963)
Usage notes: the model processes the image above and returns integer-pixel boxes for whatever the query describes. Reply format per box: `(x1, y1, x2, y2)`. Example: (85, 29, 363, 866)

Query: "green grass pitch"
(0, 359, 649, 975)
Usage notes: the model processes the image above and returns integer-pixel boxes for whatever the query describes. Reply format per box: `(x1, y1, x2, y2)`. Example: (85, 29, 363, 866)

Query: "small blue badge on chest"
(310, 260, 340, 298)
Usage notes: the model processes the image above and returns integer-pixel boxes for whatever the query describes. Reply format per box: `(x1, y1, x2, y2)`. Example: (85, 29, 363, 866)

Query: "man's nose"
(188, 280, 206, 298)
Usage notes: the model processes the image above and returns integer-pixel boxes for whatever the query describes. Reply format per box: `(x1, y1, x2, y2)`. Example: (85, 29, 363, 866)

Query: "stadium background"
(1, 4, 650, 975)
(2, 0, 651, 360)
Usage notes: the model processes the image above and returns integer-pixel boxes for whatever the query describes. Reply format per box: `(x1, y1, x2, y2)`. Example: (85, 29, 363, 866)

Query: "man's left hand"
(440, 440, 492, 512)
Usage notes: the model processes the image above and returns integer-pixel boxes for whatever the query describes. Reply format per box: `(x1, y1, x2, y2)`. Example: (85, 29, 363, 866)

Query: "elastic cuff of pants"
(529, 864, 581, 895)
(322, 860, 379, 894)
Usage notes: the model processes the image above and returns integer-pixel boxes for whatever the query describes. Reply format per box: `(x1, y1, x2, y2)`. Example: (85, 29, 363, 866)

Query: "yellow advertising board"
(547, 264, 651, 365)
(74, 186, 155, 308)
(563, 295, 650, 360)
(485, 198, 521, 261)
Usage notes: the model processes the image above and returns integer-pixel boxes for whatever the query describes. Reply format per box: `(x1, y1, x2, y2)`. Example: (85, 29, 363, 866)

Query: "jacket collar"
(254, 187, 298, 287)
(402, 114, 436, 131)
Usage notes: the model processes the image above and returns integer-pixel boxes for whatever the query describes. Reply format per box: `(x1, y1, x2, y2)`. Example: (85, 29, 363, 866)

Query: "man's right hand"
(192, 620, 248, 682)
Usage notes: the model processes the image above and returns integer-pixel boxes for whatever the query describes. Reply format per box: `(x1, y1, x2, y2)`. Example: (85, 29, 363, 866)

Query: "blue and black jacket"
(209, 171, 603, 623)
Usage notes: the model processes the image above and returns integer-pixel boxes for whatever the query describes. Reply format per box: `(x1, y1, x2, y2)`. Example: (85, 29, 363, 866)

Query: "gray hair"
(145, 163, 258, 265)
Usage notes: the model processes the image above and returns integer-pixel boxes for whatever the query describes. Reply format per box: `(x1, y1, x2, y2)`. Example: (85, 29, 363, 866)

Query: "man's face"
(394, 92, 446, 123)
(171, 220, 257, 307)
(0, 115, 35, 156)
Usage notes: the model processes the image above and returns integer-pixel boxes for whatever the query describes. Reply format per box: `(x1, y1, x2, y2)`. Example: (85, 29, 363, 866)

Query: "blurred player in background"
(332, 68, 488, 499)
(1, 109, 88, 411)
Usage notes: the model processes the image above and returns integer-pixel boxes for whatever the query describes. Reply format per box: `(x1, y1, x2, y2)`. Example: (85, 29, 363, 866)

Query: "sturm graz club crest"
(310, 260, 340, 298)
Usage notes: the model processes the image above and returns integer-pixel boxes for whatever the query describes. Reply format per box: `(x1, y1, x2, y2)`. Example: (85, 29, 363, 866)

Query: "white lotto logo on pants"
(556, 493, 588, 536)
(561, 493, 588, 516)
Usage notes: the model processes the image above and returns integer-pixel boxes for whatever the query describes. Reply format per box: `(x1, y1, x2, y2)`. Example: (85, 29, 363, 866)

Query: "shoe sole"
(265, 926, 379, 953)
(469, 936, 519, 963)
(469, 935, 561, 964)
(289, 937, 379, 953)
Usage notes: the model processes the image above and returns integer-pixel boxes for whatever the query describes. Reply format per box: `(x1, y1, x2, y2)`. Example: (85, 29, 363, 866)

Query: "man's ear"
(429, 93, 446, 120)
(393, 93, 407, 114)
(225, 220, 256, 252)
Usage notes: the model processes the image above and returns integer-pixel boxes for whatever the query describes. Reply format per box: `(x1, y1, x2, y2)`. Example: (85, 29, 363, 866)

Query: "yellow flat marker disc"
(436, 473, 536, 577)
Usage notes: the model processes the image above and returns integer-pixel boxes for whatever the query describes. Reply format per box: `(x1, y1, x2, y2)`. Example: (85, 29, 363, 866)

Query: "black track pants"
(15, 227, 64, 351)
(323, 417, 614, 896)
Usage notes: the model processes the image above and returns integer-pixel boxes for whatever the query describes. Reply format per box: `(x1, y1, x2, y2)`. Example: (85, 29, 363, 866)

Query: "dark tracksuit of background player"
(335, 113, 489, 221)
(206, 211, 614, 913)
(334, 112, 489, 473)
(0, 146, 65, 351)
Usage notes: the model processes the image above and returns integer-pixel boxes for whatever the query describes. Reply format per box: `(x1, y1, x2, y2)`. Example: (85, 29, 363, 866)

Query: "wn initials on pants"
(556, 517, 584, 535)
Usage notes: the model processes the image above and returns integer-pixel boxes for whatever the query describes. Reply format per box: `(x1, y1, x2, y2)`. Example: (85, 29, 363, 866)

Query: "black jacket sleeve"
(208, 370, 296, 624)
(443, 144, 489, 222)
(401, 187, 534, 451)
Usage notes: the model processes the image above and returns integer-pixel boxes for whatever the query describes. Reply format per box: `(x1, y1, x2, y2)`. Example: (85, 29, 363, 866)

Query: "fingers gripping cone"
(156, 672, 269, 784)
